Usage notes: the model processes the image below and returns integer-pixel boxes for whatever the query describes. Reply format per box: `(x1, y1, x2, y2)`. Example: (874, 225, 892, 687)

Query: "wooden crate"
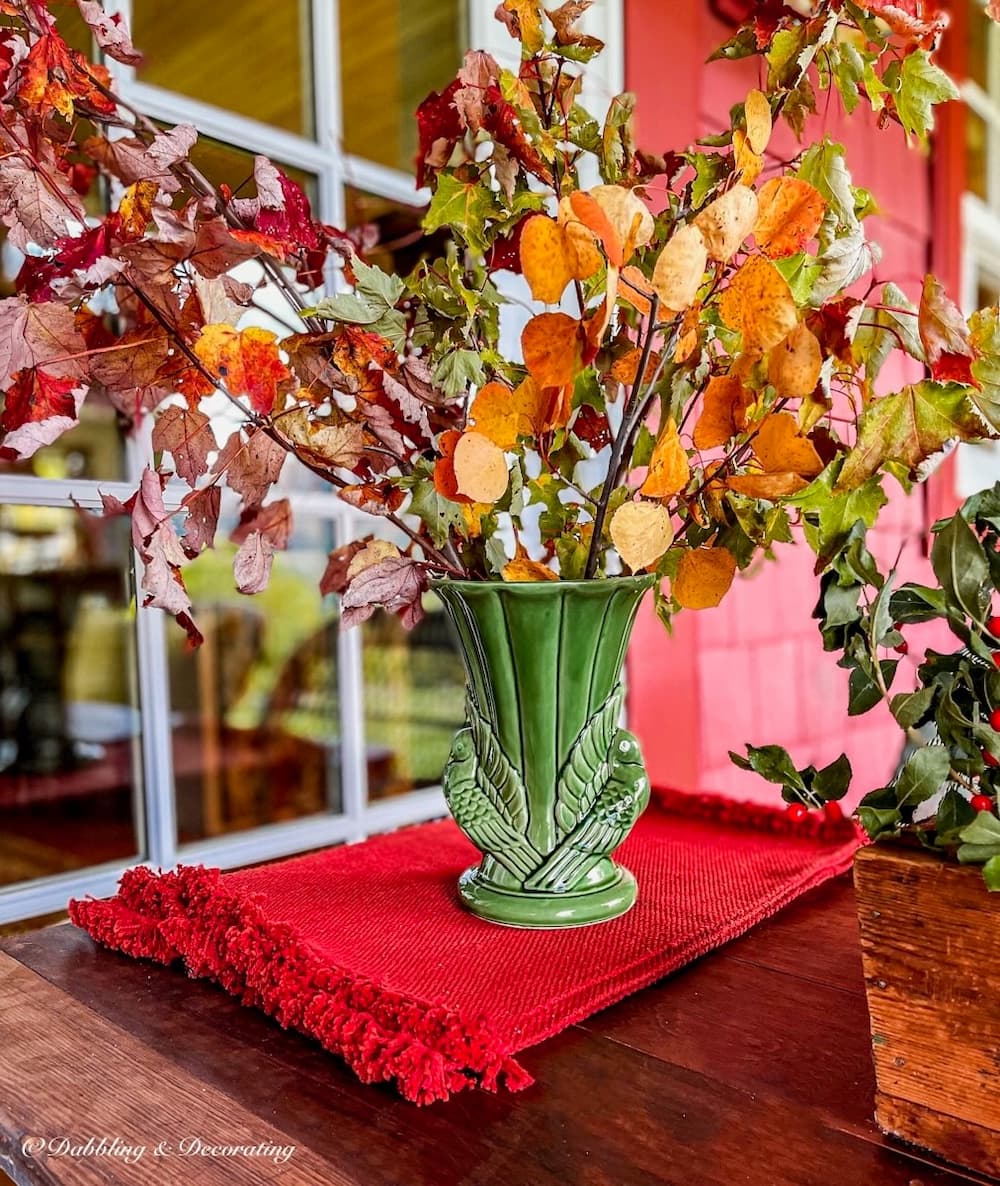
(855, 844, 1000, 1178)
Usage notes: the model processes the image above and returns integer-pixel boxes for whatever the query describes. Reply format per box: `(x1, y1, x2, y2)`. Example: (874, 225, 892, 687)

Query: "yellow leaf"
(346, 539, 401, 580)
(719, 255, 798, 354)
(521, 313, 583, 387)
(744, 89, 772, 155)
(732, 129, 763, 186)
(752, 411, 824, 477)
(498, 0, 544, 53)
(590, 185, 654, 261)
(609, 346, 660, 388)
(469, 378, 547, 448)
(502, 556, 559, 582)
(695, 185, 759, 263)
(674, 302, 702, 363)
(619, 264, 654, 316)
(452, 431, 510, 503)
(692, 375, 752, 450)
(727, 471, 809, 499)
(753, 177, 827, 259)
(118, 180, 158, 237)
(767, 323, 823, 398)
(640, 419, 690, 499)
(672, 547, 737, 609)
(651, 223, 708, 314)
(610, 500, 674, 572)
(519, 215, 574, 304)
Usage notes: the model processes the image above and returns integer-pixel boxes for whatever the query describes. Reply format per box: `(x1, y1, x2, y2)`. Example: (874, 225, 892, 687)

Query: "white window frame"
(0, 0, 624, 923)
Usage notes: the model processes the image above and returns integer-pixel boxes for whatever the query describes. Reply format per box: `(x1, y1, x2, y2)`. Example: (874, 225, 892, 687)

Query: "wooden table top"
(0, 875, 991, 1186)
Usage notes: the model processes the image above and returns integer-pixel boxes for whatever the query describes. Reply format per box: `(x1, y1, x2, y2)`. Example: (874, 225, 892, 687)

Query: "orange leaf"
(117, 180, 158, 238)
(590, 185, 654, 261)
(651, 224, 707, 314)
(732, 130, 763, 186)
(719, 255, 798, 355)
(557, 196, 604, 279)
(620, 265, 654, 317)
(541, 382, 574, 432)
(752, 411, 824, 477)
(568, 190, 624, 267)
(754, 177, 827, 259)
(469, 378, 548, 448)
(502, 555, 559, 582)
(610, 500, 674, 571)
(194, 324, 290, 415)
(727, 471, 809, 499)
(519, 215, 574, 304)
(452, 430, 509, 503)
(609, 347, 661, 388)
(692, 375, 753, 450)
(672, 547, 737, 609)
(694, 185, 758, 263)
(640, 419, 690, 500)
(522, 312, 584, 387)
(767, 323, 823, 398)
(674, 303, 702, 363)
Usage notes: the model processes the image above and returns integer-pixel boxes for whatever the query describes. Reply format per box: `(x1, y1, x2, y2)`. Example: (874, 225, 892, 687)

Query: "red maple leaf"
(1, 367, 76, 432)
(255, 171, 327, 286)
(415, 78, 464, 188)
(481, 85, 553, 184)
(918, 274, 978, 387)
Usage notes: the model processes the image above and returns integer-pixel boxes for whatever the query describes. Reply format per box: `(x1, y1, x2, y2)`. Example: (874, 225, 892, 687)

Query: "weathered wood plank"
(0, 953, 348, 1186)
(855, 845, 1000, 1178)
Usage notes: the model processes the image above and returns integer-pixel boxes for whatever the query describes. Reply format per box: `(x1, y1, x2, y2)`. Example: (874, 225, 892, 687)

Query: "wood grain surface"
(0, 876, 993, 1186)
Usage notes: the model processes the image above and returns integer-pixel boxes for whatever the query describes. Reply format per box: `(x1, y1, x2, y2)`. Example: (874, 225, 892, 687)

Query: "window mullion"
(334, 513, 368, 831)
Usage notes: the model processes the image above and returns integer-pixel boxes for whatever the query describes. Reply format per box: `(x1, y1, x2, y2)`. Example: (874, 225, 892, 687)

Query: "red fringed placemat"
(69, 790, 859, 1104)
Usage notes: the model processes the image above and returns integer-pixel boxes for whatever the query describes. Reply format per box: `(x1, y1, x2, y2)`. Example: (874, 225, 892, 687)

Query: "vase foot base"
(457, 863, 637, 928)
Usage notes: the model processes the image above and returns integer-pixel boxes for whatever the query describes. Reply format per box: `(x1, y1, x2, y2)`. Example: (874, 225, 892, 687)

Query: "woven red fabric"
(69, 790, 859, 1104)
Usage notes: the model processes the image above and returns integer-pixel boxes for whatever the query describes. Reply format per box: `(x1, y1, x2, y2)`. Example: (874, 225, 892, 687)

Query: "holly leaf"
(729, 743, 807, 792)
(895, 745, 950, 808)
(151, 404, 213, 486)
(918, 273, 977, 385)
(0, 368, 81, 458)
(341, 556, 428, 630)
(930, 512, 990, 623)
(194, 324, 291, 415)
(836, 381, 983, 490)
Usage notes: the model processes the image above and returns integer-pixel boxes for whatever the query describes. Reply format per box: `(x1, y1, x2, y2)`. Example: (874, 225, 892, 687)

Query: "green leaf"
(820, 577, 862, 630)
(934, 785, 975, 845)
(890, 49, 960, 143)
(812, 753, 852, 801)
(848, 660, 896, 715)
(433, 348, 485, 397)
(793, 466, 887, 568)
(958, 811, 1000, 847)
(858, 804, 901, 838)
(836, 381, 983, 491)
(401, 466, 466, 548)
(351, 255, 406, 309)
(930, 512, 990, 623)
(982, 854, 1000, 890)
(895, 746, 951, 808)
(729, 744, 807, 792)
(852, 282, 923, 384)
(890, 686, 935, 729)
(968, 305, 1000, 432)
(797, 139, 856, 229)
(304, 292, 379, 325)
(889, 583, 947, 624)
(811, 225, 880, 304)
(422, 174, 501, 256)
(600, 92, 636, 184)
(774, 252, 822, 305)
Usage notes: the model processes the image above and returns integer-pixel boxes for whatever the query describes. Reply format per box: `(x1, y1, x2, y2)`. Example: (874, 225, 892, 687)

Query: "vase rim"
(429, 574, 656, 593)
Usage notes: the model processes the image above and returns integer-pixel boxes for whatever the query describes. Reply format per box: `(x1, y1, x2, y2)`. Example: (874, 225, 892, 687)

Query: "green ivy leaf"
(351, 255, 406, 309)
(304, 292, 380, 325)
(837, 381, 983, 491)
(889, 49, 960, 143)
(793, 466, 887, 568)
(433, 348, 485, 397)
(423, 174, 502, 255)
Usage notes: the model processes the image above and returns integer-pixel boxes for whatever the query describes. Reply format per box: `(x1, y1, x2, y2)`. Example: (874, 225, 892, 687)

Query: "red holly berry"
(823, 800, 844, 823)
(992, 652, 1000, 670)
(786, 802, 809, 823)
(990, 708, 1000, 732)
(892, 639, 909, 655)
(983, 749, 999, 768)
(972, 793, 994, 813)
(988, 615, 1000, 639)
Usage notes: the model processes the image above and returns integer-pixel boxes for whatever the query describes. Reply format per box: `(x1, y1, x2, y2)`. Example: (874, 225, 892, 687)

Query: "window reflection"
(339, 0, 464, 173)
(0, 505, 142, 887)
(133, 0, 314, 137)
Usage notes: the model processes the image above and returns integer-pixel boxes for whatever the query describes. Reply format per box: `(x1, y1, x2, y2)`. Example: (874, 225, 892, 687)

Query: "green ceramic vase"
(433, 576, 654, 928)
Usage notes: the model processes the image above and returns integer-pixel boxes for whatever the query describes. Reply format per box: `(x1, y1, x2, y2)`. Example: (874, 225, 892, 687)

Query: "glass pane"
(344, 185, 437, 276)
(133, 0, 314, 137)
(187, 137, 316, 206)
(340, 1, 464, 173)
(967, 108, 990, 202)
(171, 520, 343, 843)
(361, 591, 465, 800)
(969, 2, 991, 92)
(0, 505, 142, 887)
(48, 0, 94, 54)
